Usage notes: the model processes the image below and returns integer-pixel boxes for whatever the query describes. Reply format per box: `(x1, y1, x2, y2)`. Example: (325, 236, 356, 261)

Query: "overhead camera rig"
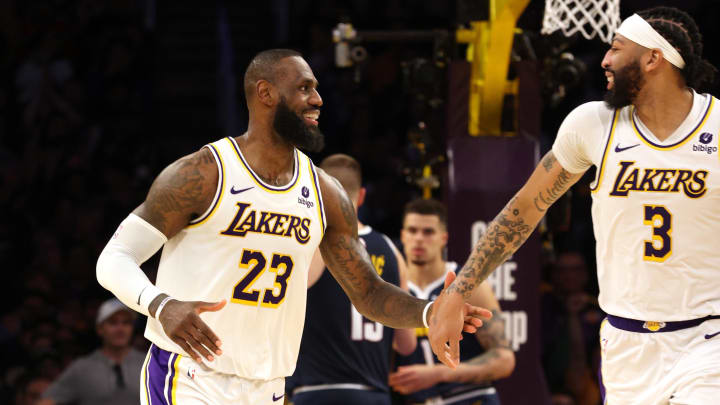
(333, 24, 452, 198)
(333, 0, 530, 137)
(332, 24, 450, 69)
(332, 0, 531, 197)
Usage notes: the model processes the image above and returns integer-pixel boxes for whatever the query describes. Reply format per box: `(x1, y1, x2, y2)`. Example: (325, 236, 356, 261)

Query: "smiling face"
(601, 35, 647, 109)
(271, 56, 324, 152)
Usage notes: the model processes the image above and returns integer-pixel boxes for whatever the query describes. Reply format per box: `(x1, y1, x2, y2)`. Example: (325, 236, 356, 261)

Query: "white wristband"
(422, 301, 433, 328)
(154, 296, 175, 319)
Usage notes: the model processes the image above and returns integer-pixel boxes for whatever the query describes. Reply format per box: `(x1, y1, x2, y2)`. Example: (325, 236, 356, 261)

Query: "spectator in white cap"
(36, 298, 145, 405)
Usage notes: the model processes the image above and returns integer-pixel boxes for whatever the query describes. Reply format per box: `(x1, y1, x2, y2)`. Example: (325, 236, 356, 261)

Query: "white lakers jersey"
(145, 137, 326, 380)
(553, 91, 720, 321)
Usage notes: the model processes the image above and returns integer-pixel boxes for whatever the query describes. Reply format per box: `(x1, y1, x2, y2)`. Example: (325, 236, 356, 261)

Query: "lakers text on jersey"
(144, 137, 326, 380)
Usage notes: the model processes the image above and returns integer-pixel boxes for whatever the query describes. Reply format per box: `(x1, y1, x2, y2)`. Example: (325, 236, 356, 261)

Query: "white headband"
(615, 14, 686, 69)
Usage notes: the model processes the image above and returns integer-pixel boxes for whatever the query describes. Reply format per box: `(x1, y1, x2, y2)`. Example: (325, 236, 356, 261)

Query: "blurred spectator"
(13, 373, 51, 405)
(541, 251, 604, 405)
(37, 298, 145, 405)
(0, 5, 152, 402)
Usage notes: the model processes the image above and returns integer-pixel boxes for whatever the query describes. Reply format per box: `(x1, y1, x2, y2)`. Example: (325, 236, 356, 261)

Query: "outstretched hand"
(427, 272, 492, 368)
(158, 299, 226, 363)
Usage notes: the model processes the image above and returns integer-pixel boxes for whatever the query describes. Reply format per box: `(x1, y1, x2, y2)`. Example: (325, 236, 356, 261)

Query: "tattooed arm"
(318, 170, 490, 332)
(131, 148, 226, 362)
(133, 147, 218, 238)
(317, 169, 428, 328)
(450, 151, 583, 296)
(428, 151, 585, 367)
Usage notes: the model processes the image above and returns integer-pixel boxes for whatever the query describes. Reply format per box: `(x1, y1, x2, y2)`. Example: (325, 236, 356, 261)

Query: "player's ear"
(356, 187, 367, 208)
(256, 80, 277, 107)
(644, 49, 663, 72)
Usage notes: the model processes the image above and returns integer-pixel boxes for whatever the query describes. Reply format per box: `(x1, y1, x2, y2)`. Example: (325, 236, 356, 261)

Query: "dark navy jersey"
(395, 262, 492, 402)
(289, 226, 401, 393)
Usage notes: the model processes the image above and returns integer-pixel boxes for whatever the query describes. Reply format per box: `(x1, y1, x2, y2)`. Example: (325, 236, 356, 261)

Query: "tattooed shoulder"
(137, 148, 218, 233)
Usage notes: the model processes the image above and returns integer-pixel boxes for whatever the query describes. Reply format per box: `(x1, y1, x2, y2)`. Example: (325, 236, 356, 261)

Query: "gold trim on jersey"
(631, 95, 714, 151)
(188, 143, 226, 228)
(227, 137, 300, 194)
(171, 354, 181, 404)
(141, 348, 151, 405)
(591, 109, 620, 193)
(307, 156, 326, 237)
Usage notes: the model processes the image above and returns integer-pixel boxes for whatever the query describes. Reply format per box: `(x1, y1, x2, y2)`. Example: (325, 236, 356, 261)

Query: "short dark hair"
(403, 198, 447, 227)
(638, 7, 716, 90)
(320, 154, 362, 197)
(243, 49, 302, 100)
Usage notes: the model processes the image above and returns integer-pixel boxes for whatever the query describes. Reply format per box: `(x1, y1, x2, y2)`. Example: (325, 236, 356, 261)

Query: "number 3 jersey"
(144, 137, 326, 380)
(552, 90, 720, 321)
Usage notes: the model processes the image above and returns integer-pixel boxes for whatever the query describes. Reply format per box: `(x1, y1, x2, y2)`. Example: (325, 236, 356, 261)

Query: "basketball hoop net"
(541, 0, 621, 44)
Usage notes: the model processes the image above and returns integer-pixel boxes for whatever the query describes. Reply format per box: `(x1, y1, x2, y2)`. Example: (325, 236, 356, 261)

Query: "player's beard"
(604, 60, 644, 109)
(273, 97, 325, 153)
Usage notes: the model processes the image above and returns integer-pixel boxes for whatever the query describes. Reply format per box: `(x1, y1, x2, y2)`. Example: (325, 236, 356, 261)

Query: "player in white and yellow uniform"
(96, 49, 489, 405)
(137, 138, 326, 404)
(430, 7, 720, 405)
(555, 85, 720, 405)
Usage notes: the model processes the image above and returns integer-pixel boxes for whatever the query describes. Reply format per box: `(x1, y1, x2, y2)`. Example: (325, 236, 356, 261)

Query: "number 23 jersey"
(144, 137, 326, 380)
(552, 91, 720, 321)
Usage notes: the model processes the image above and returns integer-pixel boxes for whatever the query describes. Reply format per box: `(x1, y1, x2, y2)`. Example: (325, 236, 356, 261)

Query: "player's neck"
(633, 82, 693, 142)
(235, 127, 296, 187)
(407, 257, 446, 289)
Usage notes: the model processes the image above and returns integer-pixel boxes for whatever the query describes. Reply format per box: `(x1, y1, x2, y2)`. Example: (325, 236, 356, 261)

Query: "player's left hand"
(388, 364, 446, 394)
(427, 272, 491, 369)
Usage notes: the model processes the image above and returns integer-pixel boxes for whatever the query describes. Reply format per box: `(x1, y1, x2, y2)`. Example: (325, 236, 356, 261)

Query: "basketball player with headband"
(430, 7, 719, 404)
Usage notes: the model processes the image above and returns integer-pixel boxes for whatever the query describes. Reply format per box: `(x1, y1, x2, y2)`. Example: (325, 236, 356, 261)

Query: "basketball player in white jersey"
(95, 49, 489, 405)
(430, 7, 720, 404)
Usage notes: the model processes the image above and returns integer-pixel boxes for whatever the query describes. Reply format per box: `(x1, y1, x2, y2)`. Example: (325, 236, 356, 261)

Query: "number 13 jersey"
(144, 137, 326, 380)
(552, 90, 720, 322)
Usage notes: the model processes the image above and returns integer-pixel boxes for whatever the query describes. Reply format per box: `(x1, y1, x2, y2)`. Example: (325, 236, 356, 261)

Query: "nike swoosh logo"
(614, 143, 640, 153)
(272, 393, 284, 401)
(705, 331, 720, 339)
(230, 186, 253, 194)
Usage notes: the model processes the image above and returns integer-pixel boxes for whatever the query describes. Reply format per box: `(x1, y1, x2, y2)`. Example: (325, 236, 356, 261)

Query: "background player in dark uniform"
(288, 154, 416, 405)
(390, 199, 515, 405)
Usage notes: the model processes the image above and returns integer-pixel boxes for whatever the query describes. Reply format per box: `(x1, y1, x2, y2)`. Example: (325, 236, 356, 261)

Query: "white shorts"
(599, 317, 720, 405)
(140, 344, 286, 405)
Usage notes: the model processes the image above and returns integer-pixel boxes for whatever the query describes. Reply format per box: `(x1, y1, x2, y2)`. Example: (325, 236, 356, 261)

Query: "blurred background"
(1, 0, 718, 404)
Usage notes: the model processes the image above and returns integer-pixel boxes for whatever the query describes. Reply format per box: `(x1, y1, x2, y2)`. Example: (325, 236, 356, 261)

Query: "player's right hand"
(427, 272, 492, 369)
(158, 299, 226, 363)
